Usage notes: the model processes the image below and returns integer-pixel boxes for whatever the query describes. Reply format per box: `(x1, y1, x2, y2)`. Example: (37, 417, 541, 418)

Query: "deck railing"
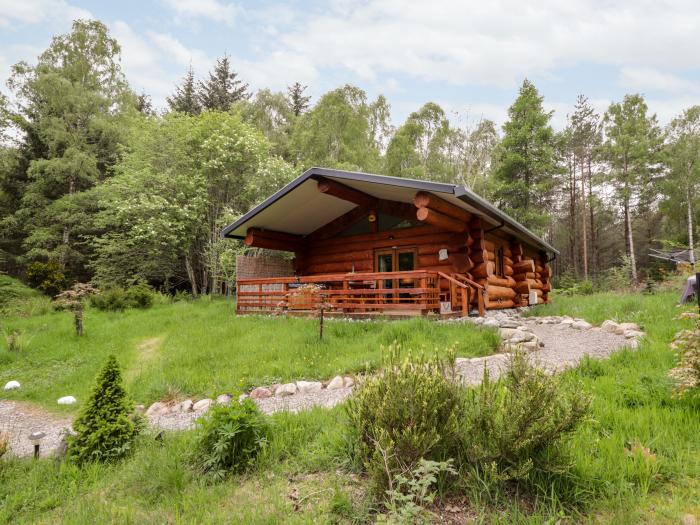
(236, 270, 446, 315)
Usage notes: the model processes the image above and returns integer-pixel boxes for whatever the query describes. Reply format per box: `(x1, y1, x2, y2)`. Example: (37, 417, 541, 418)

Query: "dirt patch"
(136, 336, 164, 361)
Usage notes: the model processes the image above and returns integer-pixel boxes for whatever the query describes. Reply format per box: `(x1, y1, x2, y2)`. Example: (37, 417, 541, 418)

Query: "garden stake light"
(29, 431, 46, 459)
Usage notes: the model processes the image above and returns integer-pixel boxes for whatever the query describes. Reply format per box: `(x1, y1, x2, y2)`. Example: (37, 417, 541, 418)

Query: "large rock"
(193, 398, 213, 411)
(275, 383, 297, 397)
(146, 401, 168, 416)
(3, 380, 20, 391)
(216, 394, 232, 405)
(296, 381, 323, 394)
(482, 318, 500, 328)
(57, 396, 76, 405)
(498, 320, 521, 329)
(326, 375, 345, 390)
(571, 320, 592, 330)
(249, 387, 273, 399)
(618, 322, 641, 333)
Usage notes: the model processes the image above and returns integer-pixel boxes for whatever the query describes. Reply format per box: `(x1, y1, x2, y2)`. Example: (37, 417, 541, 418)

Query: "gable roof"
(221, 167, 558, 255)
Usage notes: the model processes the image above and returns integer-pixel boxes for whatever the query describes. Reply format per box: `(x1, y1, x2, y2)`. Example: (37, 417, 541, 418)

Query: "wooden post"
(461, 287, 468, 317)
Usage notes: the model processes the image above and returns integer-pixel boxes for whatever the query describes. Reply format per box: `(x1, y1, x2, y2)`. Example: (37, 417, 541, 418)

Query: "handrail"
(451, 272, 485, 291)
(437, 271, 468, 289)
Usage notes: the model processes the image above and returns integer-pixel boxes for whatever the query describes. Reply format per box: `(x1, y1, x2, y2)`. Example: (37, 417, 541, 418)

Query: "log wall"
(243, 189, 553, 313)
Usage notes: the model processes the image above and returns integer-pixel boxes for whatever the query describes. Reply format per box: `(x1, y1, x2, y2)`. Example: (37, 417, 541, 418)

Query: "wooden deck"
(236, 270, 486, 317)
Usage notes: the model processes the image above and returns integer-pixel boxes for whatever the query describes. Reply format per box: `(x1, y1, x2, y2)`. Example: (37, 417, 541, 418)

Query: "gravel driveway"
(0, 317, 634, 457)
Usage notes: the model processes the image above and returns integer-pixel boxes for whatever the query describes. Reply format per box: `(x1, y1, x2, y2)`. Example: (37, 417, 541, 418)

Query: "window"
(338, 212, 424, 237)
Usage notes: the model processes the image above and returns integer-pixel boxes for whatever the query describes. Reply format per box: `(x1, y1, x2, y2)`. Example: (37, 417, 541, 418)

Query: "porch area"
(236, 270, 486, 318)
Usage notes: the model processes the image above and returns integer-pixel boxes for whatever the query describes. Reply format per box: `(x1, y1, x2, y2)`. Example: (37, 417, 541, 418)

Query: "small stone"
(238, 393, 249, 403)
(471, 317, 485, 325)
(249, 387, 273, 399)
(571, 320, 592, 330)
(3, 380, 20, 391)
(601, 320, 619, 333)
(498, 320, 520, 329)
(559, 318, 574, 326)
(134, 404, 146, 413)
(179, 399, 194, 412)
(327, 375, 345, 390)
(296, 380, 323, 394)
(619, 322, 641, 332)
(193, 399, 213, 411)
(624, 329, 644, 339)
(500, 328, 535, 343)
(146, 401, 167, 416)
(343, 376, 355, 388)
(57, 396, 76, 405)
(216, 394, 232, 405)
(275, 383, 297, 396)
(483, 318, 500, 328)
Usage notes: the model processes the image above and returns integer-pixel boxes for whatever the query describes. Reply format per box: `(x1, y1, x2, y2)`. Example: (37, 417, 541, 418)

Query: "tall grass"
(0, 299, 499, 410)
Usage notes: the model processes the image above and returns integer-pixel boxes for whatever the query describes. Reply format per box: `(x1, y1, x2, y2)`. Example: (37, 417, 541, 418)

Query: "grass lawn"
(0, 298, 499, 411)
(1, 287, 699, 523)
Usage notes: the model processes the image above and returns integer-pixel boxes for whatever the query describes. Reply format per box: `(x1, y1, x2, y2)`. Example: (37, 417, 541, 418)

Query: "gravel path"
(454, 319, 632, 384)
(0, 318, 635, 457)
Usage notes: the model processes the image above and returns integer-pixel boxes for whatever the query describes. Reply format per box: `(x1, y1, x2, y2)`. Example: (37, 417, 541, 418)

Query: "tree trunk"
(588, 158, 597, 276)
(689, 184, 696, 265)
(580, 161, 588, 279)
(185, 253, 199, 297)
(625, 197, 638, 284)
(59, 179, 76, 270)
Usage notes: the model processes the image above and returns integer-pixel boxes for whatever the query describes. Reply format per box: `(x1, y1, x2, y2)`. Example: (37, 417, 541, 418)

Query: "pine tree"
(69, 355, 139, 464)
(198, 55, 249, 111)
(167, 66, 201, 115)
(135, 91, 154, 115)
(287, 82, 311, 116)
(493, 79, 558, 232)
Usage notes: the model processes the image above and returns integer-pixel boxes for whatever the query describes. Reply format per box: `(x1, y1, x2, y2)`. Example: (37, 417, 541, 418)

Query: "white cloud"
(148, 32, 212, 70)
(161, 0, 237, 26)
(618, 67, 698, 94)
(241, 0, 700, 91)
(0, 0, 91, 27)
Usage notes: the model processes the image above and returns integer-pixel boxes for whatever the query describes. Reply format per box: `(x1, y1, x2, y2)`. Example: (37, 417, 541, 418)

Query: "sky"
(1, 0, 699, 130)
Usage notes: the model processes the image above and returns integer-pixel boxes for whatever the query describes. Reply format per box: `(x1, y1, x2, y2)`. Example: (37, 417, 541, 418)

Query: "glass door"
(375, 248, 417, 301)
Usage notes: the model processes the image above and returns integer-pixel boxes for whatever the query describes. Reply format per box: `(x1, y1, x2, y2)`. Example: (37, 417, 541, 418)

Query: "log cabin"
(221, 167, 558, 317)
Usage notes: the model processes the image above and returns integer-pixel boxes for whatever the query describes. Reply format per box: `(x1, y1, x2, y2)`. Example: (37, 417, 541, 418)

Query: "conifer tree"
(198, 55, 249, 111)
(287, 82, 311, 116)
(167, 66, 201, 115)
(69, 355, 139, 464)
(493, 79, 558, 232)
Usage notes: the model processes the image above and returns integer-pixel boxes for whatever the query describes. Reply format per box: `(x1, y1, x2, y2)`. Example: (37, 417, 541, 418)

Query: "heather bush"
(194, 400, 269, 480)
(457, 353, 590, 495)
(345, 345, 462, 495)
(669, 321, 700, 398)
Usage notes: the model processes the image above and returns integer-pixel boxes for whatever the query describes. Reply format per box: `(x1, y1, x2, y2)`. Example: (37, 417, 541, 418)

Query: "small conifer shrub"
(69, 355, 139, 464)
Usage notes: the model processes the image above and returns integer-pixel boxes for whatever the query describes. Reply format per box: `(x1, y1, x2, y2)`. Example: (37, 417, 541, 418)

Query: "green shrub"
(25, 261, 67, 297)
(69, 355, 140, 464)
(90, 283, 154, 311)
(345, 345, 462, 495)
(194, 400, 269, 480)
(457, 353, 590, 492)
(0, 431, 8, 460)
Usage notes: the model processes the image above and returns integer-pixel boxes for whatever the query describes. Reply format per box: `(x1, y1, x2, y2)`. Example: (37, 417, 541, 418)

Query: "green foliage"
(26, 261, 67, 297)
(457, 353, 590, 495)
(167, 65, 201, 115)
(69, 355, 139, 464)
(90, 282, 154, 311)
(198, 55, 249, 111)
(492, 79, 558, 231)
(345, 345, 462, 494)
(194, 400, 268, 480)
(379, 459, 456, 525)
(0, 431, 8, 460)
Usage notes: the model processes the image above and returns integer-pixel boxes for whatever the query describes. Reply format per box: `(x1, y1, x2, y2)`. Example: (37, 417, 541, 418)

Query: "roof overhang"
(221, 167, 559, 255)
